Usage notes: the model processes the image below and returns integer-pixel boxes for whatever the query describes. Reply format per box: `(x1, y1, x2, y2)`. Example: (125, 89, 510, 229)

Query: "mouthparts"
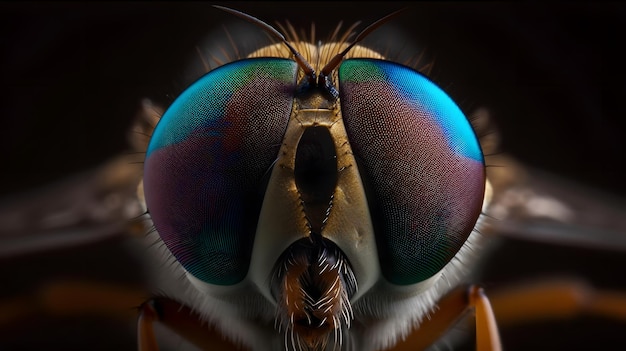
(271, 238, 358, 351)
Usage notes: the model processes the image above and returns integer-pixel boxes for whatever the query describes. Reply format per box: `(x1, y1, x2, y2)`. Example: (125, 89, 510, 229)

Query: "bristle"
(272, 239, 357, 350)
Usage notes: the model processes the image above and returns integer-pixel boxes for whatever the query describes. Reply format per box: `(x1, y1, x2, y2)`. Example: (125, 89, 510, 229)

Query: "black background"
(1, 2, 625, 351)
(2, 2, 625, 198)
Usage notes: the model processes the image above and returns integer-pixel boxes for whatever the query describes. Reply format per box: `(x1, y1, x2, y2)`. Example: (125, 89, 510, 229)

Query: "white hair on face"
(350, 222, 485, 351)
(140, 210, 486, 351)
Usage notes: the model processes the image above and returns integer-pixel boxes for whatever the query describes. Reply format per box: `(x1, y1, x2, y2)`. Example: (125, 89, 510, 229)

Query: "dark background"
(1, 2, 625, 350)
(2, 2, 626, 198)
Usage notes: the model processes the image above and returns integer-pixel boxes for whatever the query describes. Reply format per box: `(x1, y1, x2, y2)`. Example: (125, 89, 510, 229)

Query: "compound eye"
(144, 58, 297, 285)
(338, 59, 485, 285)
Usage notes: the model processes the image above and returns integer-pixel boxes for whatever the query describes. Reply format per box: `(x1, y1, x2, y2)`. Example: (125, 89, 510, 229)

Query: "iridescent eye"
(338, 59, 485, 285)
(143, 58, 298, 285)
(135, 7, 497, 351)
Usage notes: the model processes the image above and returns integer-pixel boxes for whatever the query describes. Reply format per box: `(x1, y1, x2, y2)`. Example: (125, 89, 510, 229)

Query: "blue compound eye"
(143, 58, 297, 285)
(338, 59, 485, 285)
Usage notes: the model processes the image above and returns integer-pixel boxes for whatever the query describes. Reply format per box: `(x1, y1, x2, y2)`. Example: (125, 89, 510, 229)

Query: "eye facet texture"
(144, 58, 297, 285)
(339, 59, 485, 285)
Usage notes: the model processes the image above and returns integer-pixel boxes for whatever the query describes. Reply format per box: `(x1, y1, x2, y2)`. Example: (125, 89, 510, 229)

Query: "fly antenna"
(213, 5, 317, 85)
(318, 9, 405, 85)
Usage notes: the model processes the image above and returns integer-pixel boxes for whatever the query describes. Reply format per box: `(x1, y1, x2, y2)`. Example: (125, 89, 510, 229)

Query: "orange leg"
(489, 278, 626, 326)
(137, 289, 499, 351)
(137, 300, 159, 351)
(471, 286, 501, 351)
(11, 279, 625, 350)
(0, 280, 146, 325)
(387, 285, 502, 351)
(137, 297, 246, 351)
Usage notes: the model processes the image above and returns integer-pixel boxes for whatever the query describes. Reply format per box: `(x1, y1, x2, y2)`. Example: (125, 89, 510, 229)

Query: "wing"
(0, 156, 143, 257)
(486, 156, 626, 252)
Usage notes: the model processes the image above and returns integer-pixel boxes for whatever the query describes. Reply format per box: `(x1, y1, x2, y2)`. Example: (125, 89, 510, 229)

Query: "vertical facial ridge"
(294, 126, 338, 236)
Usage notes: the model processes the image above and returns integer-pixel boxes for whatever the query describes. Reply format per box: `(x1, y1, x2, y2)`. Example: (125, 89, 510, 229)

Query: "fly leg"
(137, 297, 246, 351)
(0, 280, 144, 326)
(386, 285, 502, 351)
(489, 278, 626, 327)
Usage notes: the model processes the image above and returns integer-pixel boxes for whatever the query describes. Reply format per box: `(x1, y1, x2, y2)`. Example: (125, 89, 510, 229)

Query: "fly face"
(141, 7, 486, 351)
(3, 4, 626, 351)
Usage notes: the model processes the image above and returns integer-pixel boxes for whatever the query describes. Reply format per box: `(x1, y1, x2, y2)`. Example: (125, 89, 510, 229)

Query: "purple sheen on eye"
(144, 58, 297, 285)
(338, 59, 485, 285)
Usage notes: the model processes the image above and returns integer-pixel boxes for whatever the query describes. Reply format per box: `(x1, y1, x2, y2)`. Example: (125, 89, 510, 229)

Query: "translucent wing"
(0, 156, 144, 257)
(486, 156, 626, 252)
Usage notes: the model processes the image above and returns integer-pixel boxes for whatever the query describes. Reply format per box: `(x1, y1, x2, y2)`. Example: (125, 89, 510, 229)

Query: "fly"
(1, 4, 626, 351)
